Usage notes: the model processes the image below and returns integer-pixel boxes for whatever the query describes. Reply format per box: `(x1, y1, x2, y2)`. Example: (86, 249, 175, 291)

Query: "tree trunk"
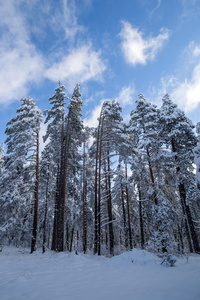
(125, 162, 132, 249)
(103, 149, 114, 256)
(121, 184, 128, 249)
(94, 106, 104, 254)
(97, 113, 104, 256)
(70, 227, 74, 252)
(94, 104, 104, 255)
(138, 186, 145, 249)
(31, 127, 39, 253)
(42, 172, 49, 253)
(82, 133, 87, 254)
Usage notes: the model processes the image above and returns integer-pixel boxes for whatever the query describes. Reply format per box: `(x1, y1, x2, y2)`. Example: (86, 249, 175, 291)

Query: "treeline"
(0, 82, 200, 257)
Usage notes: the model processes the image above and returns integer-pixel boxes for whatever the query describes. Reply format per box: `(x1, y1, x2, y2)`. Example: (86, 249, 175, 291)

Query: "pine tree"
(0, 97, 42, 250)
(129, 94, 176, 255)
(159, 94, 200, 253)
(43, 81, 67, 251)
(94, 100, 123, 255)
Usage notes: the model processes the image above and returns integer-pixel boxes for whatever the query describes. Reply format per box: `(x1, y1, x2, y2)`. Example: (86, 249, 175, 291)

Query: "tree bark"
(125, 162, 133, 249)
(42, 171, 49, 253)
(94, 104, 104, 255)
(31, 126, 39, 253)
(82, 133, 87, 254)
(138, 186, 145, 249)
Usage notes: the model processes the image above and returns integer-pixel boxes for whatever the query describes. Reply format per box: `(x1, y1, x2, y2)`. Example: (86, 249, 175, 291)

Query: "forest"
(0, 81, 200, 260)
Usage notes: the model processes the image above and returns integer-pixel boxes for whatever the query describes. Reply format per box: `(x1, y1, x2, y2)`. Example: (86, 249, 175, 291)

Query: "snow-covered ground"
(0, 247, 200, 300)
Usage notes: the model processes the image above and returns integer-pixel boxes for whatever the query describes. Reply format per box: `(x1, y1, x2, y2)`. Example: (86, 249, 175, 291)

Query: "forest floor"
(0, 246, 200, 300)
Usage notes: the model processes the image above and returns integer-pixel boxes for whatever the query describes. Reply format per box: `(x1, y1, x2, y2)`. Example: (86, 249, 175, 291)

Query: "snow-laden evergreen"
(0, 97, 42, 249)
(0, 86, 200, 258)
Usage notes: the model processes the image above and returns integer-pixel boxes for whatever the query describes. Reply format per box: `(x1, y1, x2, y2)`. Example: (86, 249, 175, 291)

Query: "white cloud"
(52, 0, 85, 41)
(0, 1, 45, 105)
(186, 41, 200, 60)
(148, 66, 200, 113)
(171, 63, 200, 112)
(45, 45, 106, 88)
(116, 85, 135, 106)
(149, 0, 162, 17)
(119, 21, 169, 66)
(83, 103, 103, 128)
(0, 1, 106, 104)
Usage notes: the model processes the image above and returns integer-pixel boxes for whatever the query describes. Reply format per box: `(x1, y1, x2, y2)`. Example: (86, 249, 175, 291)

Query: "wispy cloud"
(171, 63, 200, 112)
(0, 0, 45, 104)
(0, 0, 106, 104)
(51, 0, 85, 41)
(149, 0, 162, 18)
(83, 102, 104, 128)
(116, 85, 135, 106)
(148, 42, 200, 113)
(45, 44, 106, 88)
(119, 21, 169, 66)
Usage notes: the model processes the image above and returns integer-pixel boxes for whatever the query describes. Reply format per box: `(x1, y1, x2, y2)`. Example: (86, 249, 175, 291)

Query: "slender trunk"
(51, 168, 59, 251)
(146, 148, 158, 206)
(103, 150, 114, 255)
(98, 114, 104, 256)
(31, 127, 39, 253)
(70, 227, 74, 252)
(138, 186, 144, 249)
(125, 163, 132, 249)
(121, 184, 128, 249)
(66, 221, 69, 251)
(106, 147, 114, 255)
(82, 133, 87, 254)
(42, 172, 49, 253)
(94, 106, 104, 254)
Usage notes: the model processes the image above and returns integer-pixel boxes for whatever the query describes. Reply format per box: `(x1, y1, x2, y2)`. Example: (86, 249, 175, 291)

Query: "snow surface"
(0, 247, 200, 300)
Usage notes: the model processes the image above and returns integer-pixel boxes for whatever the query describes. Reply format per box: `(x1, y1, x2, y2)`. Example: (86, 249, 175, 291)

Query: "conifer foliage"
(0, 97, 43, 251)
(0, 86, 199, 257)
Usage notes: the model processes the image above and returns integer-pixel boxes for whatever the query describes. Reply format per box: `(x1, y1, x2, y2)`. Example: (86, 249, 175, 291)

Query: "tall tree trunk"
(94, 104, 104, 255)
(107, 147, 114, 255)
(54, 113, 71, 252)
(51, 168, 59, 251)
(121, 184, 128, 249)
(146, 148, 158, 206)
(125, 162, 133, 249)
(82, 133, 87, 254)
(97, 113, 104, 256)
(103, 149, 114, 256)
(138, 185, 144, 249)
(42, 172, 49, 253)
(70, 227, 74, 252)
(31, 127, 39, 253)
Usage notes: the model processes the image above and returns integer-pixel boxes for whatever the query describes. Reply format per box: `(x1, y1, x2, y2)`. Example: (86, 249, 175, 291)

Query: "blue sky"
(0, 0, 200, 145)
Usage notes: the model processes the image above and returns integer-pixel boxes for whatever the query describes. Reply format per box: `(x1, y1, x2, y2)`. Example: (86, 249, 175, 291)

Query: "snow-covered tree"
(129, 94, 176, 255)
(159, 94, 200, 253)
(0, 97, 42, 251)
(93, 99, 123, 256)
